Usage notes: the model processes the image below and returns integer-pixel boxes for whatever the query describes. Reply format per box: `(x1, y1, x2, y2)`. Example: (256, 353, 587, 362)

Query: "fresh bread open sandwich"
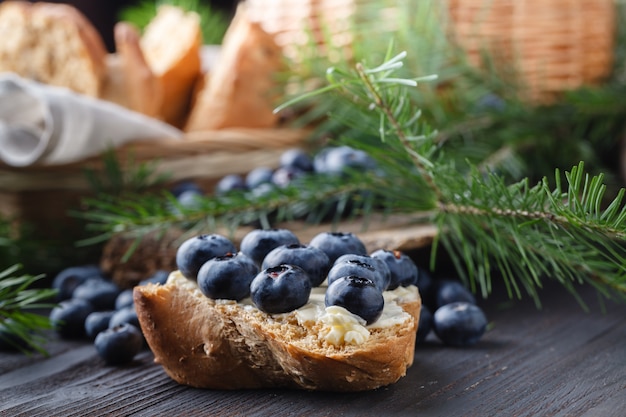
(133, 231, 422, 391)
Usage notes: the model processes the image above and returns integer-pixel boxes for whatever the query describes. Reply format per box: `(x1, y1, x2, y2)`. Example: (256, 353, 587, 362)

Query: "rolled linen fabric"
(0, 73, 183, 167)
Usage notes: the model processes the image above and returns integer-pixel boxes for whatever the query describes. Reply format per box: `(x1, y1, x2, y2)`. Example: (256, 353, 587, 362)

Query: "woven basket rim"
(0, 127, 311, 192)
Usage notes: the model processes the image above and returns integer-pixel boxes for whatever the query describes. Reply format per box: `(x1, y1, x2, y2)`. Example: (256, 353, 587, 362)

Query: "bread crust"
(134, 273, 420, 391)
(140, 5, 203, 128)
(184, 4, 285, 131)
(102, 22, 162, 118)
(0, 1, 107, 96)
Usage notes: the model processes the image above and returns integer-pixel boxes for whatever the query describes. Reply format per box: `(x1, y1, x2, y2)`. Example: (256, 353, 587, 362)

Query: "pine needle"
(0, 265, 57, 354)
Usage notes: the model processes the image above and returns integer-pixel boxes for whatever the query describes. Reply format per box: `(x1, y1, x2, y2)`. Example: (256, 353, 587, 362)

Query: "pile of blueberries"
(176, 229, 413, 325)
(29, 228, 487, 366)
(45, 266, 168, 365)
(172, 145, 377, 209)
(177, 228, 488, 346)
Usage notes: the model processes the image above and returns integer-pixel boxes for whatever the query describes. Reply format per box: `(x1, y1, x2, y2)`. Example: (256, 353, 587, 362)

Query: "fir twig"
(0, 265, 57, 354)
(279, 51, 626, 305)
(82, 148, 170, 197)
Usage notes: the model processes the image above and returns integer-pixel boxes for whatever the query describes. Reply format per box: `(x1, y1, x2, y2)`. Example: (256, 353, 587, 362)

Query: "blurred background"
(0, 0, 239, 50)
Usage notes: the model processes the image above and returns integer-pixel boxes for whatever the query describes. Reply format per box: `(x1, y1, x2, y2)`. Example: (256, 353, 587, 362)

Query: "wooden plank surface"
(1, 280, 625, 417)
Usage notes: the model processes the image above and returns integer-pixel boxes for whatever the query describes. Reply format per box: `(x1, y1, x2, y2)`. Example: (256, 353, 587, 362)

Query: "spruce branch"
(77, 170, 387, 247)
(0, 265, 57, 354)
(354, 57, 442, 201)
(279, 51, 626, 304)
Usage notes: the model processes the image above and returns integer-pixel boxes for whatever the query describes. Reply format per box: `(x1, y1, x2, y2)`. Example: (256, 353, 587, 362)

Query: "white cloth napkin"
(0, 73, 183, 167)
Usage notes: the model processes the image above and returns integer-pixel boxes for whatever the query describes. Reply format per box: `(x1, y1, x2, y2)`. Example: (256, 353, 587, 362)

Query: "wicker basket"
(446, 0, 616, 102)
(248, 0, 616, 103)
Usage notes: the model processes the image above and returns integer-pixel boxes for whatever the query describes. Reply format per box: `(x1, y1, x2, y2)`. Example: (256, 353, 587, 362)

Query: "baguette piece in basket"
(134, 271, 421, 391)
(0, 1, 108, 97)
(184, 4, 284, 131)
(140, 5, 202, 127)
(102, 22, 162, 118)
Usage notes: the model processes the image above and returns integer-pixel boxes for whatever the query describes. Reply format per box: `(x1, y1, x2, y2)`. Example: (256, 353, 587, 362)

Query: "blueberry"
(317, 146, 376, 176)
(215, 174, 247, 195)
(250, 264, 312, 314)
(308, 231, 367, 264)
(280, 148, 313, 172)
(436, 280, 476, 308)
(271, 166, 305, 188)
(72, 278, 122, 311)
(324, 275, 384, 325)
(370, 249, 418, 290)
(94, 323, 143, 365)
(330, 254, 391, 291)
(49, 298, 94, 339)
(416, 304, 433, 344)
(312, 147, 334, 173)
(262, 243, 331, 287)
(84, 310, 115, 340)
(240, 228, 300, 266)
(139, 269, 170, 286)
(52, 264, 103, 301)
(175, 234, 237, 281)
(433, 302, 487, 347)
(475, 93, 506, 113)
(176, 189, 203, 210)
(247, 182, 277, 200)
(197, 252, 259, 301)
(109, 306, 140, 330)
(245, 166, 274, 189)
(170, 180, 203, 198)
(115, 289, 134, 310)
(416, 267, 436, 310)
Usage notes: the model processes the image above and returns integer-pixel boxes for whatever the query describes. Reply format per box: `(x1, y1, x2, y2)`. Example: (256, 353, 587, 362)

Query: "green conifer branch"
(0, 265, 57, 354)
(279, 51, 626, 304)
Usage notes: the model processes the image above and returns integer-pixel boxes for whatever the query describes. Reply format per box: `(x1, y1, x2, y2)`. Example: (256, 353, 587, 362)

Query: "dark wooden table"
(1, 280, 624, 417)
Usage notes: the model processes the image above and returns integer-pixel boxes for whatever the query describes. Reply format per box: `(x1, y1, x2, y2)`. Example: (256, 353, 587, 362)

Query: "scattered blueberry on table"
(84, 310, 116, 340)
(49, 298, 95, 339)
(94, 323, 144, 366)
(432, 302, 487, 347)
(47, 267, 167, 364)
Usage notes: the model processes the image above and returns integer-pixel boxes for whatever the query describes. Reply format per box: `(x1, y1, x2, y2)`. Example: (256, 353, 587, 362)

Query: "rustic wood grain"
(1, 281, 624, 417)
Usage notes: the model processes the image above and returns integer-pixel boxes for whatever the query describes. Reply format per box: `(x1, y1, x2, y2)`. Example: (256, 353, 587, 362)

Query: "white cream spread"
(167, 271, 418, 347)
(318, 305, 370, 345)
(294, 286, 416, 345)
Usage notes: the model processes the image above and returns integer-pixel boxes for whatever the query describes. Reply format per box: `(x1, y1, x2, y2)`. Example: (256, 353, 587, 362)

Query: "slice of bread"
(140, 5, 203, 128)
(101, 22, 163, 118)
(0, 1, 108, 97)
(184, 4, 285, 132)
(134, 271, 421, 391)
